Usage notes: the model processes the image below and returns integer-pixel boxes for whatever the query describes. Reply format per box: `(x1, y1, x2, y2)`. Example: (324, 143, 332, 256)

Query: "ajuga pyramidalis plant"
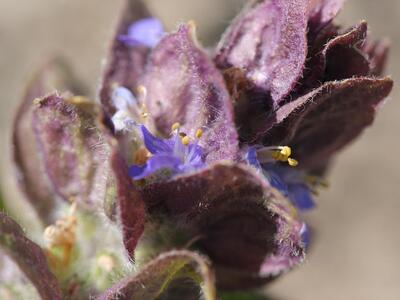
(1, 0, 393, 299)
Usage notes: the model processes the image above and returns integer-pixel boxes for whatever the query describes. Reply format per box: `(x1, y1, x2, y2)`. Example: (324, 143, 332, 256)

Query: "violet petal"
(96, 250, 216, 300)
(0, 212, 62, 300)
(99, 0, 151, 118)
(141, 162, 304, 289)
(215, 0, 308, 105)
(141, 24, 239, 162)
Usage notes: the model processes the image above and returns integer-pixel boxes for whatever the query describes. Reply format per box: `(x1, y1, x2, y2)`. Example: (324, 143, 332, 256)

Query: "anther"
(280, 146, 291, 158)
(195, 128, 203, 139)
(288, 158, 299, 167)
(181, 136, 190, 145)
(171, 122, 181, 131)
(137, 85, 147, 97)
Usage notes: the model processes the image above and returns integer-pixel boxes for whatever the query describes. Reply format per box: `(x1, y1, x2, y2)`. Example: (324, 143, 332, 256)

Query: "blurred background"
(0, 0, 399, 299)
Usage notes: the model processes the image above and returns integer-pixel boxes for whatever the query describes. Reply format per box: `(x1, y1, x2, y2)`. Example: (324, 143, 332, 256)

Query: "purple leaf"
(323, 21, 370, 81)
(141, 162, 304, 289)
(308, 0, 346, 30)
(260, 77, 393, 168)
(32, 94, 113, 210)
(96, 250, 216, 300)
(0, 212, 62, 300)
(12, 58, 85, 224)
(140, 24, 239, 162)
(363, 38, 390, 76)
(99, 0, 151, 118)
(110, 148, 145, 259)
(300, 21, 369, 94)
(215, 0, 309, 105)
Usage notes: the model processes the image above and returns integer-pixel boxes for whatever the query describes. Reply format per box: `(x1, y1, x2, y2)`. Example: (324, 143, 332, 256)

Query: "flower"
(5, 0, 393, 298)
(128, 124, 205, 179)
(119, 17, 165, 48)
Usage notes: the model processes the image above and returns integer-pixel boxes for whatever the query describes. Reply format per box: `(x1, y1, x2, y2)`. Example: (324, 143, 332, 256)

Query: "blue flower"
(129, 125, 205, 180)
(246, 147, 315, 211)
(119, 17, 165, 48)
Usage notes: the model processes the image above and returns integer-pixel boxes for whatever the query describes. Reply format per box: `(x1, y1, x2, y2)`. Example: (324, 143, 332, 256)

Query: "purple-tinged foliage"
(215, 0, 309, 106)
(140, 162, 304, 289)
(99, 0, 151, 118)
(0, 212, 62, 300)
(97, 250, 215, 300)
(258, 77, 392, 168)
(12, 58, 85, 224)
(110, 148, 145, 259)
(5, 0, 394, 298)
(32, 94, 111, 209)
(140, 23, 239, 162)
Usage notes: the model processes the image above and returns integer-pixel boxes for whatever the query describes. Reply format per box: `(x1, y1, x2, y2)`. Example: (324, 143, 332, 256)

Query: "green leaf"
(96, 250, 216, 300)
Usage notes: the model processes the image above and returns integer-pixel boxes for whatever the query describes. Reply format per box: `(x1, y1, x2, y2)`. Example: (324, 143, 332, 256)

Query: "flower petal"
(141, 162, 304, 289)
(0, 212, 62, 300)
(129, 154, 182, 180)
(99, 0, 151, 119)
(260, 77, 393, 168)
(288, 184, 316, 211)
(119, 17, 164, 48)
(140, 24, 239, 162)
(96, 250, 216, 300)
(215, 0, 309, 105)
(12, 58, 85, 224)
(139, 125, 173, 154)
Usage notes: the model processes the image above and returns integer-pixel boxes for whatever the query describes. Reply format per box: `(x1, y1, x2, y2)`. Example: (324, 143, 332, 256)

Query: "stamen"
(195, 128, 203, 139)
(256, 146, 298, 167)
(181, 136, 190, 145)
(171, 122, 181, 131)
(137, 85, 147, 98)
(133, 147, 151, 165)
(288, 158, 298, 167)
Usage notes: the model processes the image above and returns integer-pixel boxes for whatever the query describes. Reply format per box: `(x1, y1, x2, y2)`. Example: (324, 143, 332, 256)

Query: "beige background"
(0, 1, 399, 299)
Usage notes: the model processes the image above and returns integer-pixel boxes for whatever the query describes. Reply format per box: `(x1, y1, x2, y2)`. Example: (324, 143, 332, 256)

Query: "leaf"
(96, 250, 216, 300)
(140, 23, 239, 162)
(308, 0, 347, 30)
(32, 94, 110, 209)
(141, 162, 305, 289)
(12, 58, 85, 223)
(99, 0, 151, 118)
(260, 77, 393, 168)
(110, 148, 145, 259)
(215, 0, 309, 105)
(0, 212, 62, 300)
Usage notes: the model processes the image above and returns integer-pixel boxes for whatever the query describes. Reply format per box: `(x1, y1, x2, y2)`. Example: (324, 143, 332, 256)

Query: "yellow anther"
(181, 136, 190, 145)
(280, 146, 292, 158)
(141, 112, 149, 118)
(288, 158, 299, 167)
(171, 122, 181, 131)
(195, 128, 203, 139)
(137, 85, 147, 97)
